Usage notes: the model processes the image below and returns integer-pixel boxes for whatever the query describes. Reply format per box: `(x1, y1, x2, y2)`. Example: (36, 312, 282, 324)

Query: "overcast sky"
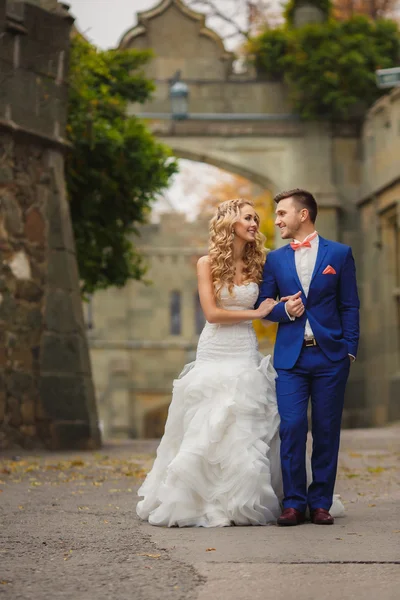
(66, 0, 283, 50)
(67, 1, 157, 48)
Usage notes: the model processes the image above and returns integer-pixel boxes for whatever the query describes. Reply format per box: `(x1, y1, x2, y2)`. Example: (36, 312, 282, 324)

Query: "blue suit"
(255, 237, 360, 512)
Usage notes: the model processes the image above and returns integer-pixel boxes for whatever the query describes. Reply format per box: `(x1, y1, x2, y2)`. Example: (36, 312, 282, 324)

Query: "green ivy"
(248, 15, 400, 121)
(284, 0, 331, 26)
(66, 37, 178, 296)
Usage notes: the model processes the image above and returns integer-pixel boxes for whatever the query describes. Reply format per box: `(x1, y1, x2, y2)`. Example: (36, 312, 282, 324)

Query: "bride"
(136, 198, 343, 527)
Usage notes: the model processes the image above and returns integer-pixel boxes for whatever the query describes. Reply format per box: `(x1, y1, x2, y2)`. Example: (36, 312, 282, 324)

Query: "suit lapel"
(310, 236, 329, 285)
(285, 245, 306, 295)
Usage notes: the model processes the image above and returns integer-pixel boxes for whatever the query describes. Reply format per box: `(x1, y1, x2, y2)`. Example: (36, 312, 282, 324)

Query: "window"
(195, 292, 205, 335)
(170, 290, 181, 335)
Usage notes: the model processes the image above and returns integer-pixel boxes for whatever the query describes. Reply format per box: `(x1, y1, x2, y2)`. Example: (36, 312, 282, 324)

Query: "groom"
(256, 189, 360, 525)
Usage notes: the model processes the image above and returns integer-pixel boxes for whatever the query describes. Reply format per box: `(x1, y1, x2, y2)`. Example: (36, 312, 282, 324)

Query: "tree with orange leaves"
(333, 0, 399, 20)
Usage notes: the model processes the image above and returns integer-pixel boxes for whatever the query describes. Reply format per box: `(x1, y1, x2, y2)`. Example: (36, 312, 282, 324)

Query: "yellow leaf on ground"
(206, 548, 216, 552)
(136, 553, 161, 559)
(367, 467, 386, 474)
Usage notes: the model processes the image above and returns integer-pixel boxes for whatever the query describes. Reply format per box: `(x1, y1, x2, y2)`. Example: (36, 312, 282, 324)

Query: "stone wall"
(0, 0, 100, 449)
(357, 88, 400, 426)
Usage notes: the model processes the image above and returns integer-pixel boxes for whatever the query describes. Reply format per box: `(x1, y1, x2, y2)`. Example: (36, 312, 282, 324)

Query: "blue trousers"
(276, 346, 350, 513)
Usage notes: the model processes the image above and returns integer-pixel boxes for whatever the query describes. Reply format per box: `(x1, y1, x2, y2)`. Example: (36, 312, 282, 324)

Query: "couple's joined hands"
(256, 291, 305, 319)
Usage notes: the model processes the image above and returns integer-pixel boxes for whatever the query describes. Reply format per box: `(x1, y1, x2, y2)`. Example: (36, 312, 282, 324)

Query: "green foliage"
(284, 0, 332, 26)
(66, 36, 178, 296)
(248, 15, 400, 121)
(249, 29, 290, 80)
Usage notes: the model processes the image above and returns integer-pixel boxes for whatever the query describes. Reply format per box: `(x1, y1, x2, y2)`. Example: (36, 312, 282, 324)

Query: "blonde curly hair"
(209, 198, 267, 299)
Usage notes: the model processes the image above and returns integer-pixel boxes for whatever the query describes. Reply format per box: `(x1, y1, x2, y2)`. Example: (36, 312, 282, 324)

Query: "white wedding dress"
(136, 283, 344, 527)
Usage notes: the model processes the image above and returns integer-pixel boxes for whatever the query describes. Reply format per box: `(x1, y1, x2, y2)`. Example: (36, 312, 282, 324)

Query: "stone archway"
(167, 146, 278, 196)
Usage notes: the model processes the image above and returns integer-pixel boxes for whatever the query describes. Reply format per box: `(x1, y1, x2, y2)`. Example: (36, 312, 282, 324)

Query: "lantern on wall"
(169, 80, 189, 120)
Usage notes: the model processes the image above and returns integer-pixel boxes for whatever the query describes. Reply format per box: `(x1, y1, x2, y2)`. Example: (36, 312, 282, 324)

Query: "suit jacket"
(255, 237, 360, 369)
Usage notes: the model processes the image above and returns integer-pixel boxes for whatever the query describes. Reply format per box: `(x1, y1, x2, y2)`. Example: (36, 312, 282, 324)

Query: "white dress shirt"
(293, 232, 319, 338)
(286, 232, 355, 360)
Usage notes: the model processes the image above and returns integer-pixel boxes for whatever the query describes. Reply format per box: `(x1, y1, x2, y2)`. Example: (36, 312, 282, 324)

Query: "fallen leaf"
(206, 548, 216, 552)
(368, 503, 376, 507)
(348, 452, 362, 458)
(18, 506, 24, 510)
(136, 553, 161, 559)
(392, 530, 400, 533)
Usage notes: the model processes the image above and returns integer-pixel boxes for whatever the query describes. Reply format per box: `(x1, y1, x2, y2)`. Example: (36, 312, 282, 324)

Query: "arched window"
(195, 292, 205, 335)
(170, 290, 181, 335)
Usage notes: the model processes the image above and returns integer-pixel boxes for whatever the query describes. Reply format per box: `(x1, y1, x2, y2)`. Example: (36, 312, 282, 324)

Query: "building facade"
(357, 88, 400, 425)
(86, 0, 399, 436)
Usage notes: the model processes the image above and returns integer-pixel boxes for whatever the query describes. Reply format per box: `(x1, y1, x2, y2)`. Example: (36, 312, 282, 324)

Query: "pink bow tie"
(290, 240, 311, 250)
(290, 232, 318, 251)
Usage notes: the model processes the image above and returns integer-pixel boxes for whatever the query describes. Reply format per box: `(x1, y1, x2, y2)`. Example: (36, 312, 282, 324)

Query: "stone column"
(0, 0, 101, 449)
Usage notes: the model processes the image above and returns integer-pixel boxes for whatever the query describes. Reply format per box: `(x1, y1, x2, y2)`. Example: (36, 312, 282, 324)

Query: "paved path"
(1, 427, 399, 600)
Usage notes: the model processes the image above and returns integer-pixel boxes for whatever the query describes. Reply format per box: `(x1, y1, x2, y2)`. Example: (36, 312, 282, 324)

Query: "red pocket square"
(322, 265, 336, 275)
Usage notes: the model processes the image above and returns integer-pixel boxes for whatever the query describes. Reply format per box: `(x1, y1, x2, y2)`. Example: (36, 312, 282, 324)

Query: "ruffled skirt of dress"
(136, 354, 283, 527)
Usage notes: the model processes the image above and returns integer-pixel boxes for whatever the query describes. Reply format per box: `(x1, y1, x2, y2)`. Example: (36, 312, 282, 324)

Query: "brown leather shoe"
(277, 508, 305, 526)
(310, 508, 334, 525)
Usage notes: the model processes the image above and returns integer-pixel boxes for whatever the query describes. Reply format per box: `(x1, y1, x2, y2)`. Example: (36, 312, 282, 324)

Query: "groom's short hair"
(274, 188, 318, 223)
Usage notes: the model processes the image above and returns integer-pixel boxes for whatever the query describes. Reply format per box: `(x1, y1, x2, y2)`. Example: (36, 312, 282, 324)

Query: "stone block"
(46, 173, 76, 253)
(20, 425, 37, 438)
(49, 421, 100, 451)
(12, 302, 43, 332)
(44, 289, 79, 334)
(0, 0, 6, 29)
(40, 332, 90, 375)
(0, 189, 23, 235)
(39, 373, 92, 421)
(388, 376, 400, 422)
(7, 371, 34, 400)
(24, 207, 46, 246)
(6, 396, 21, 427)
(15, 280, 43, 303)
(10, 345, 34, 371)
(47, 249, 80, 291)
(0, 165, 13, 183)
(20, 398, 36, 424)
(0, 372, 5, 423)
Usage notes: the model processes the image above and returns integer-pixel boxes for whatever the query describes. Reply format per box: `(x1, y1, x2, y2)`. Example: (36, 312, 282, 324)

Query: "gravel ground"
(0, 440, 204, 600)
(0, 428, 399, 600)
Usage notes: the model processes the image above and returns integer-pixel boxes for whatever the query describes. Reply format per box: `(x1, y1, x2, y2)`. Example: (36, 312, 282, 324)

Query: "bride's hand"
(255, 298, 277, 318)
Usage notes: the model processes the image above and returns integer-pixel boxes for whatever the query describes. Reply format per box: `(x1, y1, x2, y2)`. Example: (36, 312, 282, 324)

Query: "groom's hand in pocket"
(281, 291, 305, 318)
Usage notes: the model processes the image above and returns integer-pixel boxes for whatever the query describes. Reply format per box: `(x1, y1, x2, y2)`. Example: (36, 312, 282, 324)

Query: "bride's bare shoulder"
(197, 255, 211, 268)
